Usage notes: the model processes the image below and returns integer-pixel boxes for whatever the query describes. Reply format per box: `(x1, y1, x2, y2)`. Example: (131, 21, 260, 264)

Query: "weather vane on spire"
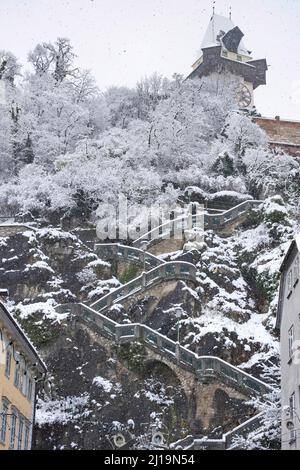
(213, 1, 216, 16)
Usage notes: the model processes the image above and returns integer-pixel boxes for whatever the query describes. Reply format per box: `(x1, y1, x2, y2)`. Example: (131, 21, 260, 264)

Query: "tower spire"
(229, 5, 232, 19)
(212, 1, 216, 39)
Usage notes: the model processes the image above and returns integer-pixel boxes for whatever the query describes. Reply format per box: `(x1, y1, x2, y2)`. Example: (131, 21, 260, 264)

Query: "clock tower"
(187, 13, 268, 109)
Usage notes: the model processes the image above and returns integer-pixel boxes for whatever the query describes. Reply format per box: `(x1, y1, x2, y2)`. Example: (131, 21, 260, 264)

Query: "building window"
(294, 257, 300, 285)
(288, 325, 295, 360)
(9, 410, 17, 449)
(237, 54, 242, 61)
(21, 370, 28, 396)
(5, 349, 12, 378)
(24, 424, 30, 450)
(289, 393, 297, 444)
(14, 364, 20, 388)
(19, 368, 24, 393)
(17, 417, 24, 450)
(0, 399, 9, 444)
(222, 50, 228, 57)
(28, 378, 33, 402)
(287, 270, 293, 296)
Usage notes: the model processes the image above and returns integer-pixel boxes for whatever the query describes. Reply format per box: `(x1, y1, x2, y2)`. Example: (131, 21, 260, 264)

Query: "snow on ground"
(0, 236, 9, 247)
(15, 299, 69, 323)
(92, 376, 121, 394)
(186, 309, 277, 353)
(87, 259, 110, 268)
(134, 380, 174, 406)
(24, 260, 55, 273)
(87, 278, 121, 299)
(235, 224, 271, 252)
(36, 227, 77, 241)
(35, 394, 90, 426)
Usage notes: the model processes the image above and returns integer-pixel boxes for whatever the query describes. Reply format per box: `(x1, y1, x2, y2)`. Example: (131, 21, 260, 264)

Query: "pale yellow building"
(0, 297, 46, 450)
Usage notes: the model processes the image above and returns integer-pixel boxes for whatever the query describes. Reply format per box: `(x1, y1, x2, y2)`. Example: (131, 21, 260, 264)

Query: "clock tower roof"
(201, 13, 251, 57)
(188, 12, 268, 97)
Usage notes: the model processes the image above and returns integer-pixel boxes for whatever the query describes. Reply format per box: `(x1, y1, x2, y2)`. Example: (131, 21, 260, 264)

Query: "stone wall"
(0, 225, 34, 237)
(148, 238, 185, 256)
(255, 117, 300, 157)
(143, 346, 249, 433)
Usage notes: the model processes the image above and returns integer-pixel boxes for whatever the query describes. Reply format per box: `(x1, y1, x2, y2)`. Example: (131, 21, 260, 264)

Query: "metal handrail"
(57, 302, 272, 397)
(132, 200, 262, 248)
(90, 261, 197, 312)
(94, 243, 164, 269)
(193, 412, 265, 450)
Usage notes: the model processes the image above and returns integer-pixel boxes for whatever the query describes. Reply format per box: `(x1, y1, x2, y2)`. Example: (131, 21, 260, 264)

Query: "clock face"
(237, 84, 252, 108)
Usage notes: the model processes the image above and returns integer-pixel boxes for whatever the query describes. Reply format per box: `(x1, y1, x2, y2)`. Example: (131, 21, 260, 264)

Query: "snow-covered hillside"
(1, 38, 300, 450)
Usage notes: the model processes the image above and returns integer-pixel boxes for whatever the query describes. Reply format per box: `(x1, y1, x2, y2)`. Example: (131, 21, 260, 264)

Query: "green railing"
(132, 200, 262, 249)
(224, 412, 265, 449)
(94, 243, 163, 270)
(57, 303, 272, 397)
(56, 198, 267, 447)
(205, 200, 262, 229)
(132, 215, 198, 250)
(90, 261, 197, 312)
(193, 412, 265, 449)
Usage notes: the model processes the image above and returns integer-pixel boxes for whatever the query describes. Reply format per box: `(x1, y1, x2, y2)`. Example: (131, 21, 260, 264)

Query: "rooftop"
(0, 301, 47, 373)
(201, 14, 251, 57)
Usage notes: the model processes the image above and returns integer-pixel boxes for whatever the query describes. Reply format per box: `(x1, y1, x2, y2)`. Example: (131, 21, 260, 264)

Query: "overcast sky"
(0, 0, 299, 120)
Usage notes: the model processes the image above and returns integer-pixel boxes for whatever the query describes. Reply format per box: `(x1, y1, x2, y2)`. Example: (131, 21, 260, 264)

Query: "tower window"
(237, 55, 243, 61)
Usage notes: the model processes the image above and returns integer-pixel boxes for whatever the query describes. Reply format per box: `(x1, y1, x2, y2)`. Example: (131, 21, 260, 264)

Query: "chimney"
(0, 289, 9, 303)
(275, 116, 280, 121)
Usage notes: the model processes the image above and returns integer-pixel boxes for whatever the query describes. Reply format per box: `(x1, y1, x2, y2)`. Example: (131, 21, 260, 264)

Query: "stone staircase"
(90, 259, 196, 312)
(0, 199, 269, 448)
(56, 301, 272, 449)
(56, 198, 272, 450)
(132, 200, 262, 251)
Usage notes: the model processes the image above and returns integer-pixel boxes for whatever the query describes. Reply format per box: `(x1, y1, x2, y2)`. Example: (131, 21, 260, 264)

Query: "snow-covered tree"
(230, 362, 281, 450)
(28, 38, 78, 82)
(0, 50, 21, 83)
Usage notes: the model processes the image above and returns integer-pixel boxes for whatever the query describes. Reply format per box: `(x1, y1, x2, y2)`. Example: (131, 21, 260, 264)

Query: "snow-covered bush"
(76, 267, 97, 285)
(263, 195, 289, 226)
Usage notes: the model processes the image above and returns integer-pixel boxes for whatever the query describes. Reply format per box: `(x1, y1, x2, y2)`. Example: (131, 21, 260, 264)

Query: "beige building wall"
(0, 321, 36, 450)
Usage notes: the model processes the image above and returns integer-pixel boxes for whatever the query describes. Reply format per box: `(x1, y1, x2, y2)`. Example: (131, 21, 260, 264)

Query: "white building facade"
(277, 237, 300, 449)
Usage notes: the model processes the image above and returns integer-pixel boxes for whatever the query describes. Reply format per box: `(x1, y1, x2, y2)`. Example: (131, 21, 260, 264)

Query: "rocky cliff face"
(0, 198, 288, 449)
(33, 319, 254, 450)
